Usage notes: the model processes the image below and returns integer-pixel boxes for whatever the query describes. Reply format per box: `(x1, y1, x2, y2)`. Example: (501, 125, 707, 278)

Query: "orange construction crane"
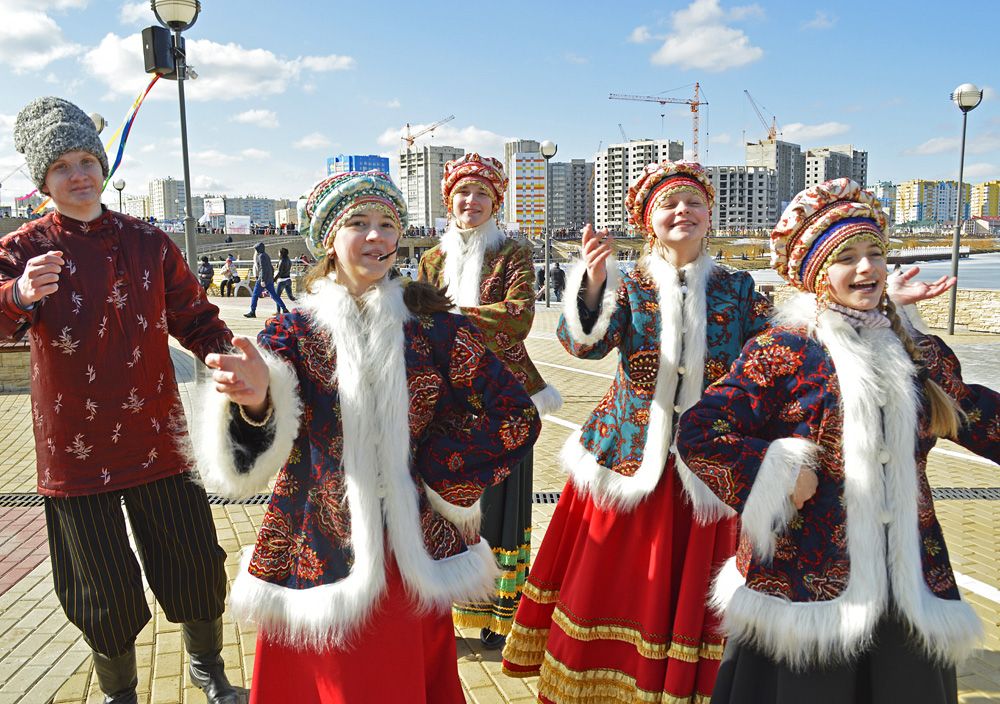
(609, 83, 706, 161)
(401, 115, 455, 147)
(743, 90, 780, 141)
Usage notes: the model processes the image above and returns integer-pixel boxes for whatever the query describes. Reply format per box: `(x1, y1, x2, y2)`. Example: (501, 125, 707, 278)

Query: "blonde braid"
(884, 298, 962, 439)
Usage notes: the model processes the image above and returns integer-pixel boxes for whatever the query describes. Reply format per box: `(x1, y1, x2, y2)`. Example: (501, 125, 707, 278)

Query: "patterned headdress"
(297, 171, 407, 257)
(624, 160, 715, 238)
(441, 153, 508, 214)
(771, 178, 889, 293)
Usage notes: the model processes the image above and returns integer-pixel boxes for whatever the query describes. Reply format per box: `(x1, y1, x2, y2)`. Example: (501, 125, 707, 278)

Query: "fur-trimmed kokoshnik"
(710, 292, 983, 669)
(192, 276, 500, 650)
(558, 253, 735, 520)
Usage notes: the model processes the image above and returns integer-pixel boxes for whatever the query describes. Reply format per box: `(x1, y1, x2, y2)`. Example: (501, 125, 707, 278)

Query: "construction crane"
(744, 90, 779, 142)
(401, 115, 455, 147)
(618, 124, 628, 142)
(609, 82, 705, 161)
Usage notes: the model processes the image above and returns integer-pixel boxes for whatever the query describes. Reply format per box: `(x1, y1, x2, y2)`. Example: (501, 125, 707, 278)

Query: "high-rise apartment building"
(327, 154, 390, 175)
(706, 166, 777, 231)
(124, 195, 151, 220)
(805, 145, 868, 189)
(503, 140, 546, 236)
(548, 159, 595, 232)
(225, 196, 276, 224)
(895, 180, 970, 223)
(745, 139, 805, 210)
(971, 180, 1000, 217)
(866, 181, 897, 224)
(594, 139, 684, 231)
(398, 145, 465, 229)
(148, 177, 186, 221)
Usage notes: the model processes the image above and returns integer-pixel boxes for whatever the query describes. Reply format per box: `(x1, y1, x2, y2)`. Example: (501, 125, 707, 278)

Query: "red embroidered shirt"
(0, 209, 233, 497)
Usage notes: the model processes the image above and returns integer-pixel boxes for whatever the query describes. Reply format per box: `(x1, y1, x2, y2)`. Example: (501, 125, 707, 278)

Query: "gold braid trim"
(522, 580, 560, 605)
(538, 652, 712, 704)
(552, 608, 671, 659)
(502, 622, 551, 667)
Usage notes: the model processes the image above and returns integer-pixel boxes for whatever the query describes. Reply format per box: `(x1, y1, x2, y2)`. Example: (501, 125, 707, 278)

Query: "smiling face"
(327, 206, 400, 295)
(648, 189, 710, 261)
(42, 150, 104, 221)
(450, 181, 494, 229)
(823, 239, 887, 310)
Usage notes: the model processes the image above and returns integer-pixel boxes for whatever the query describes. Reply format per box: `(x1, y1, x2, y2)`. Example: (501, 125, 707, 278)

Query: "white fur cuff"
(560, 260, 621, 346)
(423, 483, 482, 540)
(192, 345, 303, 499)
(531, 384, 563, 416)
(741, 437, 819, 561)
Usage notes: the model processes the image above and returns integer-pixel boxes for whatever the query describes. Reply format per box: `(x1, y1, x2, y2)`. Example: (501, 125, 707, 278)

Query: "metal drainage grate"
(533, 491, 563, 504)
(206, 493, 271, 506)
(931, 487, 1000, 501)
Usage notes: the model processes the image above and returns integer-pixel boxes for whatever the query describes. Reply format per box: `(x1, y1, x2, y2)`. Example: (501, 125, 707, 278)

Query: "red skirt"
(249, 557, 464, 704)
(502, 458, 737, 703)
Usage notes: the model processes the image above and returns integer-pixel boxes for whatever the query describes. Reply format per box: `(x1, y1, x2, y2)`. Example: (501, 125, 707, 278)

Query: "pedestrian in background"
(220, 255, 238, 297)
(198, 255, 214, 291)
(244, 241, 288, 318)
(275, 246, 296, 302)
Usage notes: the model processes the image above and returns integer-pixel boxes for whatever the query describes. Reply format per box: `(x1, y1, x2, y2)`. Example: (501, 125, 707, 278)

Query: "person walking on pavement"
(274, 246, 296, 302)
(534, 265, 545, 301)
(192, 171, 540, 703)
(418, 153, 562, 650)
(244, 241, 287, 318)
(3, 96, 244, 704)
(549, 261, 565, 302)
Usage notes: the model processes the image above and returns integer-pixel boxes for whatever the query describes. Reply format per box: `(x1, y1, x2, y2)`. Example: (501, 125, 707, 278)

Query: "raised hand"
(581, 224, 613, 287)
(17, 250, 65, 306)
(205, 336, 271, 417)
(888, 266, 956, 306)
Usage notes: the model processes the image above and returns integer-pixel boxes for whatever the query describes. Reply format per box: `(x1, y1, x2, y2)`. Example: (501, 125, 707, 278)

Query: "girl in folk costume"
(191, 171, 541, 703)
(418, 153, 562, 648)
(502, 161, 772, 703)
(677, 179, 999, 704)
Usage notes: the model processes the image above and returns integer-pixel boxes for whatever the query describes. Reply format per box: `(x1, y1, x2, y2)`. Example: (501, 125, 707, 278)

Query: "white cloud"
(628, 25, 653, 43)
(564, 52, 588, 65)
(231, 109, 280, 128)
(25, 0, 88, 9)
(192, 149, 241, 164)
(649, 0, 763, 72)
(81, 32, 356, 101)
(907, 132, 1000, 156)
(294, 132, 331, 150)
(983, 85, 997, 102)
(193, 175, 226, 191)
(802, 10, 836, 29)
(962, 163, 998, 181)
(710, 132, 732, 144)
(385, 98, 401, 109)
(0, 7, 83, 72)
(780, 121, 850, 143)
(241, 148, 270, 160)
(119, 2, 151, 23)
(907, 136, 958, 156)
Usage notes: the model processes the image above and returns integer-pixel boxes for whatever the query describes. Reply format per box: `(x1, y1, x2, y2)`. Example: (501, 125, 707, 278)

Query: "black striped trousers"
(44, 471, 227, 657)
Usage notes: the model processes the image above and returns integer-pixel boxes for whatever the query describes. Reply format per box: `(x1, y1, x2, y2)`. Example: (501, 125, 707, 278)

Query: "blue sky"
(1, 0, 998, 207)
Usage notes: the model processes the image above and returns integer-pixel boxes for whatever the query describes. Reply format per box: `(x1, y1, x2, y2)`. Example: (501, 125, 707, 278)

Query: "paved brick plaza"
(0, 296, 997, 703)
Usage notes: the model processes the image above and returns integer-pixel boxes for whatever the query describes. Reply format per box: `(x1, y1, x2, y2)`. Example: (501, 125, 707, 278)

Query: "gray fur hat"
(13, 97, 109, 189)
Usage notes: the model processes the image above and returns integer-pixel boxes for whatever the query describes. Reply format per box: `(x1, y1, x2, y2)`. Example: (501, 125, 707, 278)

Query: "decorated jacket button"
(677, 366, 686, 375)
(673, 404, 682, 413)
(878, 450, 891, 464)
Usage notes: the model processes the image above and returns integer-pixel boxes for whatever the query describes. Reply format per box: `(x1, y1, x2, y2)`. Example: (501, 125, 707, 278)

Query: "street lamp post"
(151, 0, 201, 272)
(540, 140, 557, 307)
(113, 179, 126, 213)
(946, 83, 983, 335)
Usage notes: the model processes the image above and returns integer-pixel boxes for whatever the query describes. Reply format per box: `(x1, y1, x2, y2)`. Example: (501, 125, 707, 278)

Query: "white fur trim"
(718, 295, 983, 667)
(423, 484, 482, 540)
(740, 437, 818, 561)
(559, 260, 621, 346)
(439, 220, 506, 307)
(563, 254, 733, 521)
(531, 384, 563, 416)
(190, 345, 302, 499)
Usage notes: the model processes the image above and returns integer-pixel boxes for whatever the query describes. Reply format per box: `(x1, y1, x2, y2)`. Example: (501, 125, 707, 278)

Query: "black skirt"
(712, 615, 958, 704)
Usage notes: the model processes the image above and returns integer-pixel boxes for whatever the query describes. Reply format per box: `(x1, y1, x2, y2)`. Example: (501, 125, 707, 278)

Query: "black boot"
(92, 647, 139, 704)
(183, 619, 247, 704)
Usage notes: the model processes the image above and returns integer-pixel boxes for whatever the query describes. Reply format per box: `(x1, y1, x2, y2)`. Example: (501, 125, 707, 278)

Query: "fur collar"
(439, 219, 506, 307)
(715, 291, 982, 667)
(566, 253, 733, 521)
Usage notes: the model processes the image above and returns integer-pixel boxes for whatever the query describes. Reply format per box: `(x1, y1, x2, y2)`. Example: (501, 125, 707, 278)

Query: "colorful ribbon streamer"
(29, 73, 162, 214)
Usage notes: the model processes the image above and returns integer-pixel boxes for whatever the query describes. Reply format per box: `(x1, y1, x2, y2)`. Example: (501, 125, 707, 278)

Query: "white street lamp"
(113, 179, 126, 213)
(540, 140, 557, 308)
(946, 83, 983, 335)
(151, 0, 201, 272)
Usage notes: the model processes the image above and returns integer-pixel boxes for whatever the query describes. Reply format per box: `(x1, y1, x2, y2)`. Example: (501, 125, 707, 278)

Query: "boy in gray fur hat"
(2, 96, 245, 704)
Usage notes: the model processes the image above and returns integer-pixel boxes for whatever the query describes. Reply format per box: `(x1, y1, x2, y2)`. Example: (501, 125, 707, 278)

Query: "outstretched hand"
(205, 336, 270, 417)
(888, 267, 956, 306)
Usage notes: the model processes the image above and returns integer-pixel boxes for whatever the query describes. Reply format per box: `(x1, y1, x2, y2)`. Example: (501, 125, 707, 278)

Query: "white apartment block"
(503, 140, 547, 236)
(805, 145, 868, 189)
(594, 139, 684, 231)
(148, 177, 186, 221)
(548, 159, 594, 232)
(866, 181, 896, 224)
(124, 195, 151, 220)
(706, 166, 777, 231)
(398, 145, 465, 229)
(224, 196, 276, 224)
(745, 139, 805, 210)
